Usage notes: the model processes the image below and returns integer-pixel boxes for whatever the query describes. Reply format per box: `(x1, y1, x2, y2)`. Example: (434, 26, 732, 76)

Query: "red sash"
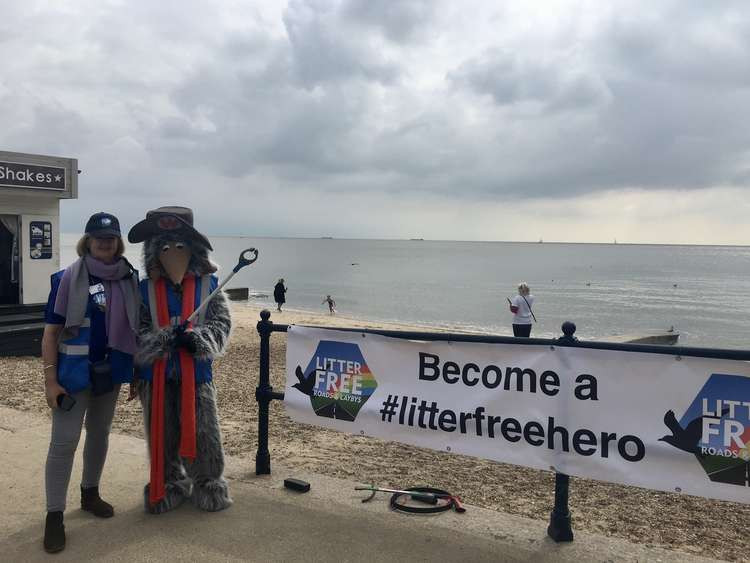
(149, 274, 197, 506)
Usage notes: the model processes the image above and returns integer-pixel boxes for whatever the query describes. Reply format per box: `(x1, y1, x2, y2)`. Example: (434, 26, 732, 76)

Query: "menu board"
(29, 221, 52, 259)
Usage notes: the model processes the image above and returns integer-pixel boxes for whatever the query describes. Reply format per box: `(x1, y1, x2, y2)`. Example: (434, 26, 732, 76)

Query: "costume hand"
(173, 324, 198, 354)
(45, 380, 67, 410)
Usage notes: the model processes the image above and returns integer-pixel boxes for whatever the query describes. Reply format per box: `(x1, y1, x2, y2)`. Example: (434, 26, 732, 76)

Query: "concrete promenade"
(0, 406, 722, 562)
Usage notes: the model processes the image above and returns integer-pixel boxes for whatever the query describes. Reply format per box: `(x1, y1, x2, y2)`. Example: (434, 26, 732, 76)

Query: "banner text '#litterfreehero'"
(382, 352, 647, 462)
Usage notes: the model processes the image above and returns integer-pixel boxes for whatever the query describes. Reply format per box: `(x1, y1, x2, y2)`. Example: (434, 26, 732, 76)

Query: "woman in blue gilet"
(40, 212, 139, 553)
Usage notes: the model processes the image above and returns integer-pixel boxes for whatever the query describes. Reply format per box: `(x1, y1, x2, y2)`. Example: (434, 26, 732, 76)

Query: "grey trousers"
(45, 385, 121, 512)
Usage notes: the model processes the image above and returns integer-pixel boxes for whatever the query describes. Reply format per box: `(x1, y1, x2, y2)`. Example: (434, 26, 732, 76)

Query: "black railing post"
(548, 473, 573, 542)
(548, 321, 577, 543)
(255, 309, 273, 475)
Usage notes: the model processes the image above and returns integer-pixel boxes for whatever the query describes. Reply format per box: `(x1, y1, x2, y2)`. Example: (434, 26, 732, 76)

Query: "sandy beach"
(1, 302, 748, 562)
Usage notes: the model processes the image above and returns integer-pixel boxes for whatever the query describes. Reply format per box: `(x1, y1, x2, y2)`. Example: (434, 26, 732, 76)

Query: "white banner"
(285, 326, 750, 503)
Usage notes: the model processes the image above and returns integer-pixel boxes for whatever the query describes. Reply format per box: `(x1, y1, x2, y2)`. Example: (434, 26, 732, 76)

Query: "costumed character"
(128, 206, 232, 514)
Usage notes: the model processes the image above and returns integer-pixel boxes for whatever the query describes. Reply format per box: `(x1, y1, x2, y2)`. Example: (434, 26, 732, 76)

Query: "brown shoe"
(43, 511, 65, 553)
(81, 486, 114, 518)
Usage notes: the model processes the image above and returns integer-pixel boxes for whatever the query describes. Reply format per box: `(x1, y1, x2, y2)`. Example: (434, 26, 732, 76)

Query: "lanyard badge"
(89, 282, 107, 311)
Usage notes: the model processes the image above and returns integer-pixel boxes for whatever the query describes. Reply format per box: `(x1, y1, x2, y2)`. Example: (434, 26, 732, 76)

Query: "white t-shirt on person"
(511, 294, 535, 325)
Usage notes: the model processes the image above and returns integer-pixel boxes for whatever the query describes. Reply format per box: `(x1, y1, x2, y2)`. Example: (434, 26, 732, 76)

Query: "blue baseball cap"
(85, 212, 121, 238)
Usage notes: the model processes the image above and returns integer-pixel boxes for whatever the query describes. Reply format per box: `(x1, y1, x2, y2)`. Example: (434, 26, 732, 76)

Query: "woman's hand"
(45, 380, 68, 409)
(41, 324, 64, 409)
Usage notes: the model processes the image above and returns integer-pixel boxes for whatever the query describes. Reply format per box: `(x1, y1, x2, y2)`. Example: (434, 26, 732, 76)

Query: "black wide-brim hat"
(127, 206, 213, 250)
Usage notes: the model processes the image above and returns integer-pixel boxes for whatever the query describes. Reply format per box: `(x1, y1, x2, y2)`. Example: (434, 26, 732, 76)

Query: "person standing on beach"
(508, 282, 535, 337)
(274, 278, 287, 312)
(41, 212, 139, 553)
(322, 294, 336, 314)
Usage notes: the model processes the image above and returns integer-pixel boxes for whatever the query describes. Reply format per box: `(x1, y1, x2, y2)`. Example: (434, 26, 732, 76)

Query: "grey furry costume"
(129, 207, 232, 514)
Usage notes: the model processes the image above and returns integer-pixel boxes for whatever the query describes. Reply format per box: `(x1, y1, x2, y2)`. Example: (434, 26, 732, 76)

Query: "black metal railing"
(255, 311, 750, 543)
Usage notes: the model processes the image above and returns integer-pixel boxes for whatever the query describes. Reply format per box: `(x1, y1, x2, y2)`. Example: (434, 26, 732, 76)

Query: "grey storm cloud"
(603, 7, 750, 88)
(446, 49, 612, 112)
(341, 0, 441, 43)
(1, 0, 750, 237)
(440, 3, 750, 197)
(283, 0, 401, 87)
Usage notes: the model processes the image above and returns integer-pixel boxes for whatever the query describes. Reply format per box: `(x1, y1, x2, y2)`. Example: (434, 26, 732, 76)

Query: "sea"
(61, 235, 750, 350)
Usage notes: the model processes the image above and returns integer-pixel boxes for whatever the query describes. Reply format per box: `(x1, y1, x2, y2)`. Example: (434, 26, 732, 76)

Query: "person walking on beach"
(508, 282, 535, 337)
(273, 278, 287, 312)
(322, 294, 336, 314)
(41, 212, 139, 553)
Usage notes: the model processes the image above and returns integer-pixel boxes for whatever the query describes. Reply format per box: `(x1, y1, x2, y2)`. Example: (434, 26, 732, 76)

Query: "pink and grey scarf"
(53, 255, 139, 354)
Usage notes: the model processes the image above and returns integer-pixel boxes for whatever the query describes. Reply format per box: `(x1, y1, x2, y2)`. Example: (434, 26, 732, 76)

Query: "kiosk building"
(1, 150, 78, 355)
(0, 150, 78, 307)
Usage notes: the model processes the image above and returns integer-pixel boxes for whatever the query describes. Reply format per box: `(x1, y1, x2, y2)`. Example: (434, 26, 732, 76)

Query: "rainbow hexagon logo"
(292, 340, 378, 421)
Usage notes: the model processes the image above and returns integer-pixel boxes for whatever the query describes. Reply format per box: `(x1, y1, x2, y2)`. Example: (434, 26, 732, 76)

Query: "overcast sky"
(2, 0, 749, 244)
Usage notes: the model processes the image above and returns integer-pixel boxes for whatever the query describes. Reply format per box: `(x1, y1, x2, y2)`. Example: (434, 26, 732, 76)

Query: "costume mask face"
(159, 241, 191, 284)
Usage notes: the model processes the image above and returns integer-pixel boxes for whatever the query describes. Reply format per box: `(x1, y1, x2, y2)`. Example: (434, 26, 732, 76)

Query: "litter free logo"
(660, 374, 750, 487)
(293, 340, 378, 421)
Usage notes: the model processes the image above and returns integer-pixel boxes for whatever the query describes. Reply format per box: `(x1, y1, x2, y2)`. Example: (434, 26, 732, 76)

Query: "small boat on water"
(225, 287, 249, 301)
(600, 328, 679, 345)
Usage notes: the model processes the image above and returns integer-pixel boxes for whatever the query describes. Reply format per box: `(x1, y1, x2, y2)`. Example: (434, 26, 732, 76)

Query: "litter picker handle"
(185, 248, 258, 325)
(355, 486, 439, 504)
(449, 495, 466, 513)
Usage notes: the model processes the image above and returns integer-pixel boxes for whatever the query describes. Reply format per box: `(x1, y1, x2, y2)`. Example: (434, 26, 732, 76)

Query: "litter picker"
(356, 485, 438, 504)
(356, 485, 466, 514)
(184, 248, 258, 325)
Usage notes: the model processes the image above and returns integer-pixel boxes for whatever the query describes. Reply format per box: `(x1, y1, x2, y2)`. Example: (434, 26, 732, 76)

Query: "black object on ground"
(356, 485, 438, 504)
(284, 478, 311, 493)
(389, 487, 466, 514)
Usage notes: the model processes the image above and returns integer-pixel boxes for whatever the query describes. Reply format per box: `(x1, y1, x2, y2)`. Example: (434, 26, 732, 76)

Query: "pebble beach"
(1, 302, 748, 562)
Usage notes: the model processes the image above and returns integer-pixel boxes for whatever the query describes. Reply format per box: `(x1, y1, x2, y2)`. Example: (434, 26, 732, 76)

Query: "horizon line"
(59, 232, 750, 248)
